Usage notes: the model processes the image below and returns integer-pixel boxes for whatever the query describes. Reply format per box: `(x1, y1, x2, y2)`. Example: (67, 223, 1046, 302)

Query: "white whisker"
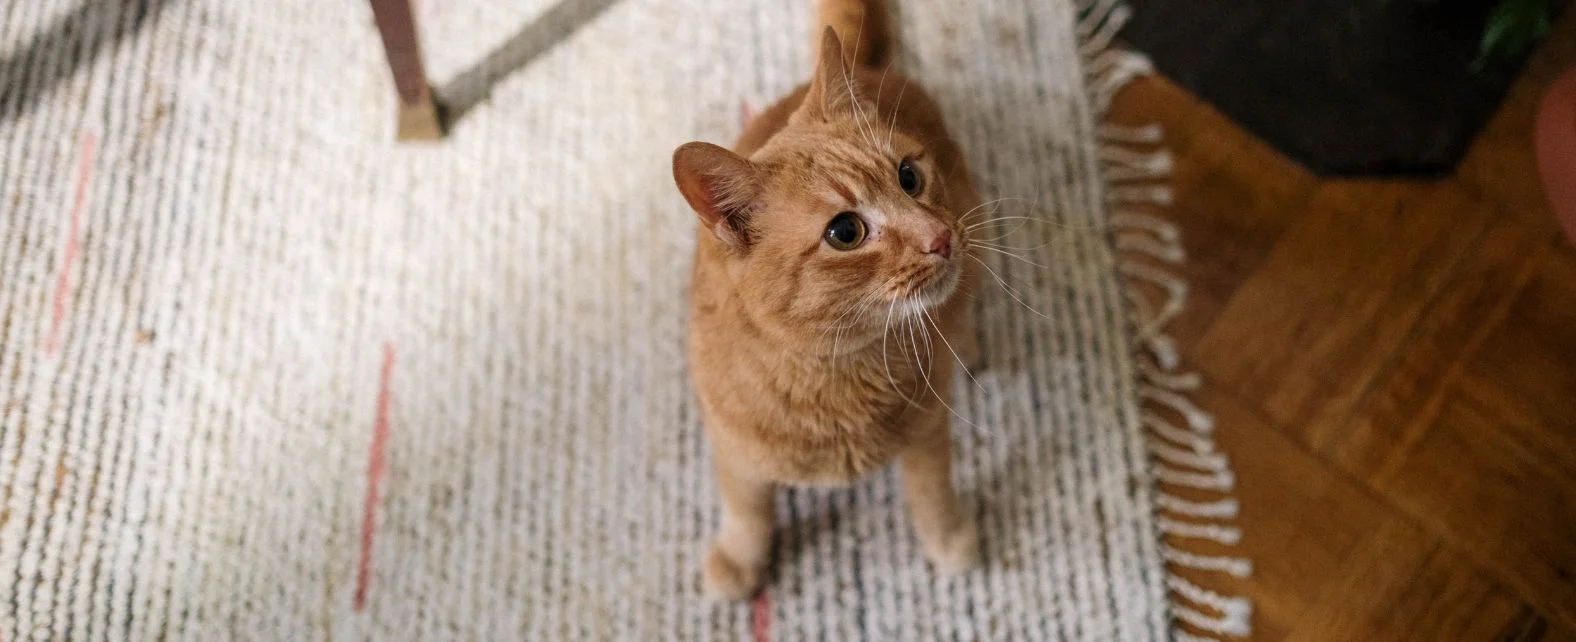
(873, 60, 896, 154)
(903, 315, 927, 399)
(970, 254, 1052, 320)
(839, 22, 881, 151)
(965, 215, 1066, 232)
(922, 307, 987, 396)
(886, 75, 909, 148)
(827, 293, 880, 357)
(970, 244, 1051, 268)
(817, 292, 872, 337)
(881, 299, 920, 405)
(957, 197, 1018, 227)
(972, 238, 1053, 252)
(905, 309, 985, 435)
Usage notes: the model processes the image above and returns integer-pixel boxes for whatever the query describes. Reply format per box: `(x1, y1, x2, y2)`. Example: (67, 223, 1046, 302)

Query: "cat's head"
(673, 29, 967, 347)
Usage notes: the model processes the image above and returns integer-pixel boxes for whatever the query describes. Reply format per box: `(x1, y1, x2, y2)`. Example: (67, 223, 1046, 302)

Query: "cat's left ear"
(800, 27, 858, 121)
(673, 142, 761, 249)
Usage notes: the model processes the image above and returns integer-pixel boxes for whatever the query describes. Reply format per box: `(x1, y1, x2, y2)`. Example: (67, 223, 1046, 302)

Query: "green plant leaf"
(1475, 0, 1557, 70)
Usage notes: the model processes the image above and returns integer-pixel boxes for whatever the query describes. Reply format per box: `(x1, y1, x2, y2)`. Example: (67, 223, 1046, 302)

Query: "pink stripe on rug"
(46, 134, 96, 354)
(354, 342, 397, 611)
(751, 590, 771, 642)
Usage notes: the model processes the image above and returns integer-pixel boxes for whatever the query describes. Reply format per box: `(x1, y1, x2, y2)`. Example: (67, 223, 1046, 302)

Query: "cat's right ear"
(801, 27, 857, 121)
(673, 142, 760, 249)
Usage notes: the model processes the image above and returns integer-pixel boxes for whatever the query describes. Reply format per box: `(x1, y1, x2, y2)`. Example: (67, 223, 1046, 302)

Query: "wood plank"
(1176, 386, 1549, 641)
(1458, 242, 1576, 445)
(1283, 517, 1527, 642)
(1190, 181, 1499, 438)
(1324, 211, 1553, 474)
(1347, 244, 1576, 632)
(1371, 387, 1576, 632)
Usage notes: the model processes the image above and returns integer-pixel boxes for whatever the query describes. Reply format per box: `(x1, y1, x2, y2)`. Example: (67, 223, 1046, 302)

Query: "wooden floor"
(1104, 12, 1576, 642)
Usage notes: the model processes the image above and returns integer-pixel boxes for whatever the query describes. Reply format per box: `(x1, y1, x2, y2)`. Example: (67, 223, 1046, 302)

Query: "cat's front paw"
(702, 544, 764, 600)
(924, 518, 980, 575)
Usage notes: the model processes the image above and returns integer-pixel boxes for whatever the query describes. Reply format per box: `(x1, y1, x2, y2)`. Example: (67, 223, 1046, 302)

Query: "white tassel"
(1116, 232, 1185, 263)
(1174, 629, 1220, 642)
(1098, 123, 1164, 144)
(1120, 261, 1187, 331)
(1076, 0, 1123, 37)
(1123, 284, 1182, 370)
(1137, 361, 1200, 391)
(1175, 605, 1249, 639)
(1120, 259, 1187, 309)
(1125, 286, 1155, 327)
(1149, 440, 1226, 472)
(1086, 47, 1150, 80)
(1079, 3, 1133, 57)
(1087, 50, 1153, 110)
(1156, 493, 1239, 519)
(1096, 106, 1254, 639)
(1144, 335, 1180, 370)
(1168, 574, 1253, 636)
(1158, 517, 1242, 545)
(1144, 412, 1214, 454)
(1105, 164, 1171, 183)
(1155, 464, 1234, 491)
(1108, 184, 1174, 206)
(1100, 146, 1173, 172)
(1163, 546, 1253, 578)
(1111, 211, 1181, 242)
(1138, 385, 1215, 433)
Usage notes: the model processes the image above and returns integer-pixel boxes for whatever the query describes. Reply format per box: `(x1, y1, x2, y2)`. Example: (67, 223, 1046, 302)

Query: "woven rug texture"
(0, 0, 1180, 639)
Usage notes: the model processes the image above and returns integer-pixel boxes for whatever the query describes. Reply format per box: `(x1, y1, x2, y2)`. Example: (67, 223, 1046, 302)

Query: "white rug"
(0, 0, 1249, 639)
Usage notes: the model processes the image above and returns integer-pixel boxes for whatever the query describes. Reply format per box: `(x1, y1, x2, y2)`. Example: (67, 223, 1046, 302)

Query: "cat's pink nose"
(925, 230, 952, 259)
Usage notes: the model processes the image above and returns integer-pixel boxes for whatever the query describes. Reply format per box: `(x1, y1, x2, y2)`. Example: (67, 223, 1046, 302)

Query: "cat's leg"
(703, 455, 776, 600)
(898, 411, 979, 573)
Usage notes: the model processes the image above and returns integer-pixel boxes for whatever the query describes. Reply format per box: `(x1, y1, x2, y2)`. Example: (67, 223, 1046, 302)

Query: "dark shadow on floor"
(1, 0, 180, 123)
(434, 0, 622, 127)
(1122, 0, 1570, 175)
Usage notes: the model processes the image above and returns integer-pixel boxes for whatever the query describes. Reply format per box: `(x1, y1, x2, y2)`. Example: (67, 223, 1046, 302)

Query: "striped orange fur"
(672, 0, 984, 600)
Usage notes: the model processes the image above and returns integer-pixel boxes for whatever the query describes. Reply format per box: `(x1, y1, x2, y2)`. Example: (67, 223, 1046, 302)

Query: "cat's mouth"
(905, 261, 961, 310)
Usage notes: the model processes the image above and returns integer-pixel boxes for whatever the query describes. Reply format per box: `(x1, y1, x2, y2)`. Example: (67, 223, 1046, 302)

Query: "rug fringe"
(1075, 0, 1255, 639)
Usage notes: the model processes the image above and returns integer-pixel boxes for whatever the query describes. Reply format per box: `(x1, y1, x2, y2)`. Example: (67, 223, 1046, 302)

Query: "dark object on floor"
(369, 0, 444, 140)
(1122, 0, 1568, 176)
(435, 0, 620, 126)
(0, 0, 180, 124)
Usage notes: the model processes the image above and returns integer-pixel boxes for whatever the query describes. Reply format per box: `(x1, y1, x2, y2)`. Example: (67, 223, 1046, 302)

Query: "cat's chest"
(707, 352, 932, 484)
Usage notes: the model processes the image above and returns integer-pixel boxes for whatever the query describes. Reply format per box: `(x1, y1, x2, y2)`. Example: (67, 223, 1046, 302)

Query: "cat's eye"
(824, 212, 867, 250)
(897, 159, 923, 196)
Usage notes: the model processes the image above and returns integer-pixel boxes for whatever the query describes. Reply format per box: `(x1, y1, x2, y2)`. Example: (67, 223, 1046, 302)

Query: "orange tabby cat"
(673, 0, 983, 600)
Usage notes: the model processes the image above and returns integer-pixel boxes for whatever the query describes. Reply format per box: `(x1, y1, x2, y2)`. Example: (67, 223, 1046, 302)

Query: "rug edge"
(1074, 2, 1256, 640)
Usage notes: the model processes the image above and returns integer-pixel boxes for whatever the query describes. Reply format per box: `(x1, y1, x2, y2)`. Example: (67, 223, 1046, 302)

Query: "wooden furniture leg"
(369, 0, 444, 140)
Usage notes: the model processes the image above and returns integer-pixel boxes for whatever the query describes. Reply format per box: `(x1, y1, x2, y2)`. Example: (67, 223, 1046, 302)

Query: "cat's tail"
(816, 0, 892, 70)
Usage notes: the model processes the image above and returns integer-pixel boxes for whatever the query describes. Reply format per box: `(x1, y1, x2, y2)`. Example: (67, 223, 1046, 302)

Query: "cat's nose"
(924, 230, 952, 259)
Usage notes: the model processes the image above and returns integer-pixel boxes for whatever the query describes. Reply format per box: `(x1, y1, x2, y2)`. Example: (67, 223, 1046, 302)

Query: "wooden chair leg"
(369, 0, 444, 141)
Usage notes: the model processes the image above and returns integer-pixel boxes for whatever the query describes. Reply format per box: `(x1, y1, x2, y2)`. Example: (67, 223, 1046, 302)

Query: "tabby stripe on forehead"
(856, 158, 890, 187)
(828, 180, 858, 205)
(824, 154, 889, 190)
